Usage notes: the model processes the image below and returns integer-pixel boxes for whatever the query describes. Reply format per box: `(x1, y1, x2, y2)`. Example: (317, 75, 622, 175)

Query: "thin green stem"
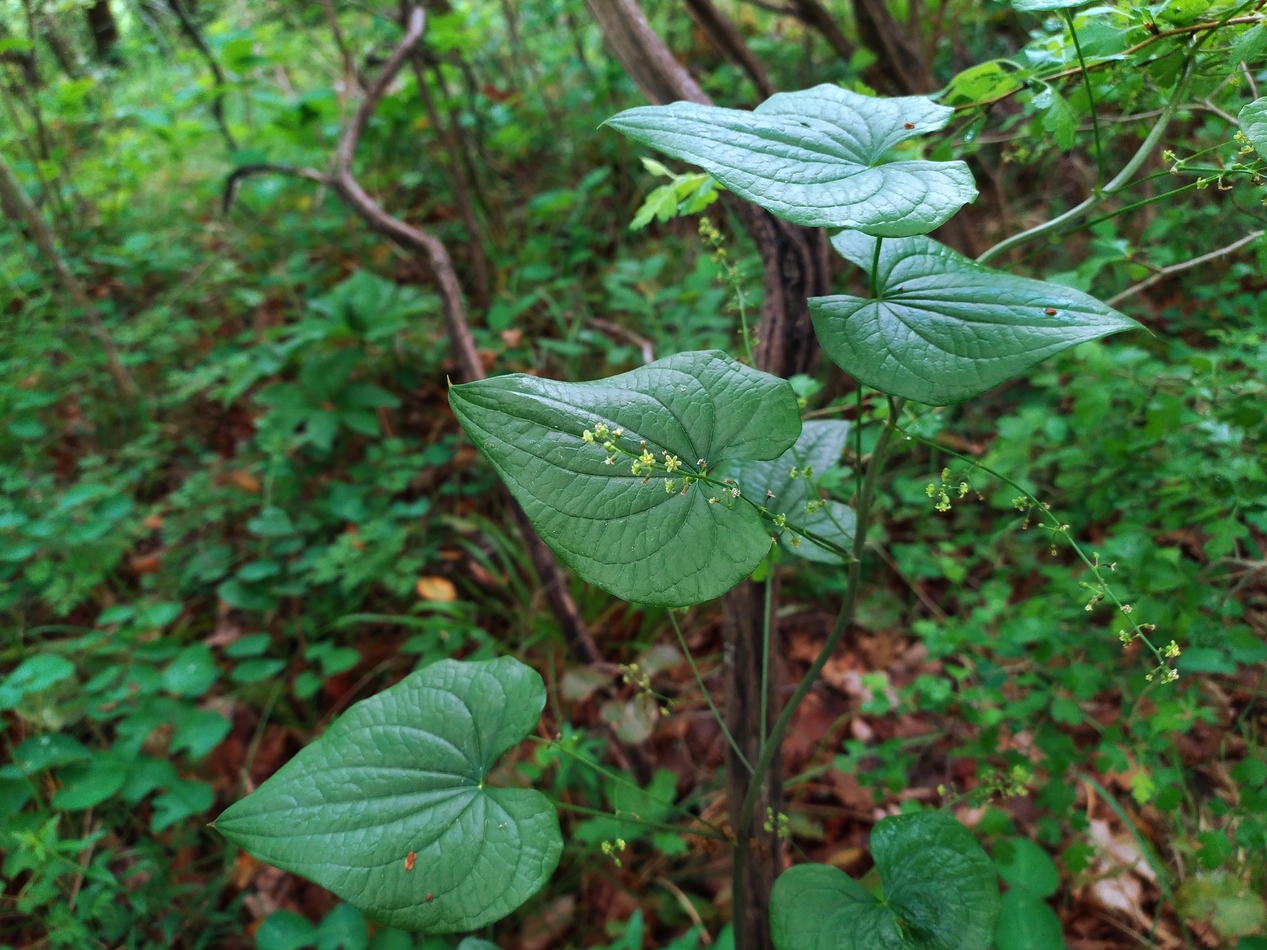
(1081, 180, 1200, 230)
(869, 236, 883, 300)
(535, 735, 727, 835)
(552, 800, 728, 841)
(897, 426, 1167, 666)
(977, 63, 1193, 264)
(732, 396, 904, 891)
(760, 571, 773, 751)
(1065, 8, 1105, 185)
(667, 611, 753, 773)
(854, 386, 863, 503)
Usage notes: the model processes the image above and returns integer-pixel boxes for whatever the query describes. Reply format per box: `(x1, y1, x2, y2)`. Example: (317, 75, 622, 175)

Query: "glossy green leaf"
(1239, 97, 1267, 161)
(771, 813, 1000, 950)
(994, 838, 1060, 898)
(812, 231, 1139, 405)
(606, 86, 977, 236)
(256, 910, 318, 950)
(449, 351, 801, 606)
(716, 421, 854, 563)
(993, 891, 1066, 950)
(215, 657, 561, 934)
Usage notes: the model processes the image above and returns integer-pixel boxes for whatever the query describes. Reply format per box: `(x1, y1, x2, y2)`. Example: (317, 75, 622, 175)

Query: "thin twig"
(0, 151, 138, 399)
(167, 0, 237, 151)
(222, 6, 604, 668)
(1107, 230, 1263, 306)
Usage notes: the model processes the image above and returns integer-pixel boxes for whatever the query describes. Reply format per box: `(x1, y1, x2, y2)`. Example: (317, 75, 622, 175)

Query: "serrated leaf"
(716, 421, 855, 563)
(215, 657, 561, 934)
(606, 85, 977, 236)
(449, 351, 801, 606)
(811, 231, 1140, 405)
(1039, 88, 1077, 151)
(771, 813, 1000, 950)
(1239, 97, 1267, 161)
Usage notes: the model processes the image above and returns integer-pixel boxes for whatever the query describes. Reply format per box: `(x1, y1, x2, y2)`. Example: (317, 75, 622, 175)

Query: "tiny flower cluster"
(601, 838, 627, 867)
(763, 808, 790, 840)
(926, 467, 976, 514)
(580, 423, 702, 494)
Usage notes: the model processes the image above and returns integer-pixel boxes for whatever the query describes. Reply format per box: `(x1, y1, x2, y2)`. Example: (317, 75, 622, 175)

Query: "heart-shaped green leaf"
(606, 86, 977, 237)
(812, 231, 1139, 405)
(771, 812, 1000, 950)
(993, 890, 1067, 950)
(1239, 97, 1267, 161)
(716, 421, 855, 563)
(215, 657, 561, 934)
(449, 351, 801, 607)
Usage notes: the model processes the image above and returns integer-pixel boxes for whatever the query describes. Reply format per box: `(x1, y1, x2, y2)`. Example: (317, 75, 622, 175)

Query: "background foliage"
(1, 0, 1265, 948)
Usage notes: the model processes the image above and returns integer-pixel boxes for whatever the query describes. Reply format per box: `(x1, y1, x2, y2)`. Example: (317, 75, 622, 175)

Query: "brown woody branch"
(223, 6, 603, 667)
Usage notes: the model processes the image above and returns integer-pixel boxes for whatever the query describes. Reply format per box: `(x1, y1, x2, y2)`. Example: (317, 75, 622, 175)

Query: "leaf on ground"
(771, 812, 1000, 950)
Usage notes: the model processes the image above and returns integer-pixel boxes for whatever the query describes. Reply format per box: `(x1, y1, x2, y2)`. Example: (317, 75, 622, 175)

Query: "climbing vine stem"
(730, 395, 904, 950)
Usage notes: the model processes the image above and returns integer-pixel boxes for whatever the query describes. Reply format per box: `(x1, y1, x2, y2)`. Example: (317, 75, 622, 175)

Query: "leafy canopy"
(216, 658, 561, 933)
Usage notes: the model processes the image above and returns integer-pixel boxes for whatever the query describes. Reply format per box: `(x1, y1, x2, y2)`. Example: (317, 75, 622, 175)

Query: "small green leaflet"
(716, 421, 855, 564)
(811, 231, 1139, 405)
(770, 813, 1001, 950)
(606, 85, 977, 237)
(1239, 97, 1267, 162)
(994, 891, 1067, 950)
(449, 351, 801, 607)
(215, 658, 561, 934)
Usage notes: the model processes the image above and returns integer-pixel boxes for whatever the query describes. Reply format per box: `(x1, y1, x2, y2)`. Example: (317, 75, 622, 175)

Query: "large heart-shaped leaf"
(811, 231, 1139, 405)
(716, 421, 855, 563)
(606, 85, 977, 237)
(1239, 96, 1267, 161)
(215, 658, 561, 934)
(449, 350, 801, 607)
(771, 813, 1000, 950)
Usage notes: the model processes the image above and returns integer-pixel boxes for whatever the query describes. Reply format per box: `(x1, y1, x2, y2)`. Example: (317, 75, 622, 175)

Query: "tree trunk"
(789, 0, 856, 63)
(85, 0, 120, 63)
(583, 5, 829, 950)
(683, 0, 775, 100)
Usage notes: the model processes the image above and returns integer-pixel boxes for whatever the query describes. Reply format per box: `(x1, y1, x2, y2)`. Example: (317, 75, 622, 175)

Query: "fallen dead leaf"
(416, 576, 457, 602)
